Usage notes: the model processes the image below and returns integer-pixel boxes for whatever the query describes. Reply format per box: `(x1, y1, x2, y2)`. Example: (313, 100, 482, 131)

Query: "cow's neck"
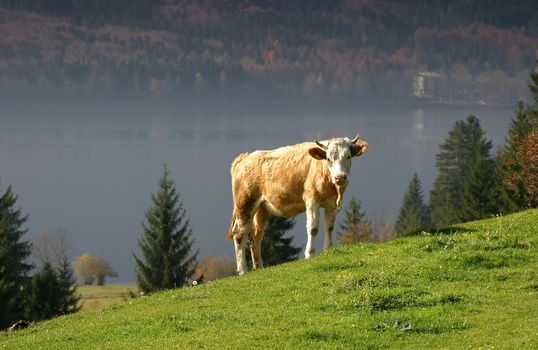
(320, 161, 345, 209)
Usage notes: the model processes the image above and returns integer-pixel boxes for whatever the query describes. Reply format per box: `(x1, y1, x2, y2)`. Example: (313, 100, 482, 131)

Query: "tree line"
(1, 1, 537, 103)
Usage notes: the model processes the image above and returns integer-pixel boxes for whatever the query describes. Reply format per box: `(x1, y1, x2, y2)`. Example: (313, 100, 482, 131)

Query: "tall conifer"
(395, 173, 429, 235)
(0, 184, 32, 329)
(57, 255, 80, 315)
(25, 256, 80, 321)
(430, 115, 494, 226)
(459, 147, 499, 222)
(25, 262, 62, 321)
(134, 165, 198, 293)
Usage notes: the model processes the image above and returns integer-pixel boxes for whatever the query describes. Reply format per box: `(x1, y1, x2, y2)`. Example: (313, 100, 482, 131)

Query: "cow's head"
(308, 136, 368, 187)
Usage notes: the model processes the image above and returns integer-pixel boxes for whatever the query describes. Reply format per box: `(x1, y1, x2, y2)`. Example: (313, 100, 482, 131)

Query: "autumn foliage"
(516, 129, 538, 207)
(73, 253, 118, 286)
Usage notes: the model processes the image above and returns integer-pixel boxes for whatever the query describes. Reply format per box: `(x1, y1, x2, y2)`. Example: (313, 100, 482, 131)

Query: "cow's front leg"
(305, 202, 320, 259)
(234, 235, 248, 275)
(324, 207, 338, 250)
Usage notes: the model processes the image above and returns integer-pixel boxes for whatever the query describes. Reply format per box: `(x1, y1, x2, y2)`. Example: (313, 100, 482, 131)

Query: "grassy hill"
(1, 209, 537, 349)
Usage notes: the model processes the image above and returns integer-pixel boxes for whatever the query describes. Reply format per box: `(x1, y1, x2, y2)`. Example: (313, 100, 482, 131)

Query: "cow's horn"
(350, 135, 360, 144)
(315, 140, 326, 149)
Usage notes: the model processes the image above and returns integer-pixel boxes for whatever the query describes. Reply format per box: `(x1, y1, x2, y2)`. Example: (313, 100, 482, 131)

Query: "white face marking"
(325, 139, 353, 187)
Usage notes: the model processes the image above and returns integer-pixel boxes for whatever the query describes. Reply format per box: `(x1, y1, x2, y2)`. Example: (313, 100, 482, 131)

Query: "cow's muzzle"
(334, 174, 348, 186)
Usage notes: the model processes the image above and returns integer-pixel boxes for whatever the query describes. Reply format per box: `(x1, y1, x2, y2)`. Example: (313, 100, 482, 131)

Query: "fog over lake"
(0, 101, 513, 282)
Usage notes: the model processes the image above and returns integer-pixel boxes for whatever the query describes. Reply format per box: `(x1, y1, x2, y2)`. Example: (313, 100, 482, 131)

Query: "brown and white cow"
(226, 136, 368, 274)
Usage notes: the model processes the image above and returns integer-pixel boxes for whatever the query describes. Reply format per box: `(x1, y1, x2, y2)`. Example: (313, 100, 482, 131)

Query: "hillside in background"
(1, 0, 538, 104)
(1, 209, 537, 349)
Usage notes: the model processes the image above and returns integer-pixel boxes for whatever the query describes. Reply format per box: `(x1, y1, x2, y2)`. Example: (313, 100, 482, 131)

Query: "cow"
(226, 136, 368, 275)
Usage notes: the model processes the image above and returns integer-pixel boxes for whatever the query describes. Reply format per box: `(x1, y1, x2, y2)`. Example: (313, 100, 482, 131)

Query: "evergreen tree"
(430, 115, 494, 226)
(247, 216, 301, 267)
(337, 197, 374, 245)
(458, 147, 499, 222)
(25, 257, 79, 322)
(133, 165, 198, 293)
(0, 184, 32, 330)
(395, 173, 429, 236)
(505, 101, 535, 154)
(57, 255, 80, 315)
(25, 262, 62, 321)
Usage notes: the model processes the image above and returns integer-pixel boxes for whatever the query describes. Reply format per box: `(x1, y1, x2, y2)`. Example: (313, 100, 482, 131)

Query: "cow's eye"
(347, 155, 351, 159)
(327, 158, 331, 162)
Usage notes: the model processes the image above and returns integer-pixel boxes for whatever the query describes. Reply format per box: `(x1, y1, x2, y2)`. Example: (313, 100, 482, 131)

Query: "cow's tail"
(226, 212, 236, 241)
(226, 153, 249, 241)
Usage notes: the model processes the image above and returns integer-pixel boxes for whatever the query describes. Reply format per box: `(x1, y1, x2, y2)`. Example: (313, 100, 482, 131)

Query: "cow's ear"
(350, 140, 368, 157)
(308, 147, 326, 160)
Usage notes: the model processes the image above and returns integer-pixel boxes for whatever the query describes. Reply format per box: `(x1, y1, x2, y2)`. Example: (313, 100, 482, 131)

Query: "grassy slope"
(1, 210, 537, 349)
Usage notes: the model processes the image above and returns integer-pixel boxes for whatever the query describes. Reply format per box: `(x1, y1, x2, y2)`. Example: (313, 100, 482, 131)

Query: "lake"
(0, 99, 514, 282)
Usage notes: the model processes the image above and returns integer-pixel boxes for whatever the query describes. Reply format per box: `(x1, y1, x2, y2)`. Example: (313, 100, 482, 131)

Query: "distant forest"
(1, 0, 537, 104)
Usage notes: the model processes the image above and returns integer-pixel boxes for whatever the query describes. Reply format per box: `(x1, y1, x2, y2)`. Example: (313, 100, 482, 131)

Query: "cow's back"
(231, 142, 326, 217)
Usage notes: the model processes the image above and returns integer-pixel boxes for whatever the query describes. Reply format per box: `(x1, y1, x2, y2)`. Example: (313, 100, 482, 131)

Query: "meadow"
(1, 209, 537, 349)
(77, 285, 138, 311)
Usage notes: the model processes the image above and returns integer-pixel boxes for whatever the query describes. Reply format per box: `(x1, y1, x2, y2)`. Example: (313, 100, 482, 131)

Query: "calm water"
(0, 101, 513, 281)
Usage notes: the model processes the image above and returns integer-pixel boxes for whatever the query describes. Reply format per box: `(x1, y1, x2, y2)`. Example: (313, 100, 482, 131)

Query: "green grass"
(77, 284, 138, 311)
(2, 210, 538, 349)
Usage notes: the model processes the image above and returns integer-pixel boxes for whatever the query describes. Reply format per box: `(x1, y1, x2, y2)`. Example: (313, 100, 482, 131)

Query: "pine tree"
(0, 184, 32, 330)
(25, 257, 79, 322)
(337, 197, 374, 245)
(57, 255, 80, 315)
(25, 262, 62, 321)
(430, 115, 494, 226)
(458, 147, 499, 222)
(395, 173, 429, 236)
(133, 165, 198, 293)
(247, 216, 301, 267)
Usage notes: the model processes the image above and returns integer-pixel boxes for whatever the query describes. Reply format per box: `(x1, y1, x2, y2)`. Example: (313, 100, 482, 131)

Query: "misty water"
(0, 101, 514, 282)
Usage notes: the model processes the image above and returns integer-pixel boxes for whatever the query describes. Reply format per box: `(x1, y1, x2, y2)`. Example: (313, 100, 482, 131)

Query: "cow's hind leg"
(251, 207, 268, 269)
(231, 195, 263, 275)
(233, 213, 253, 275)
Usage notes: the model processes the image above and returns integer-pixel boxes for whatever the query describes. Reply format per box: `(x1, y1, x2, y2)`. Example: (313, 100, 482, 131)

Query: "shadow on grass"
(406, 226, 477, 236)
